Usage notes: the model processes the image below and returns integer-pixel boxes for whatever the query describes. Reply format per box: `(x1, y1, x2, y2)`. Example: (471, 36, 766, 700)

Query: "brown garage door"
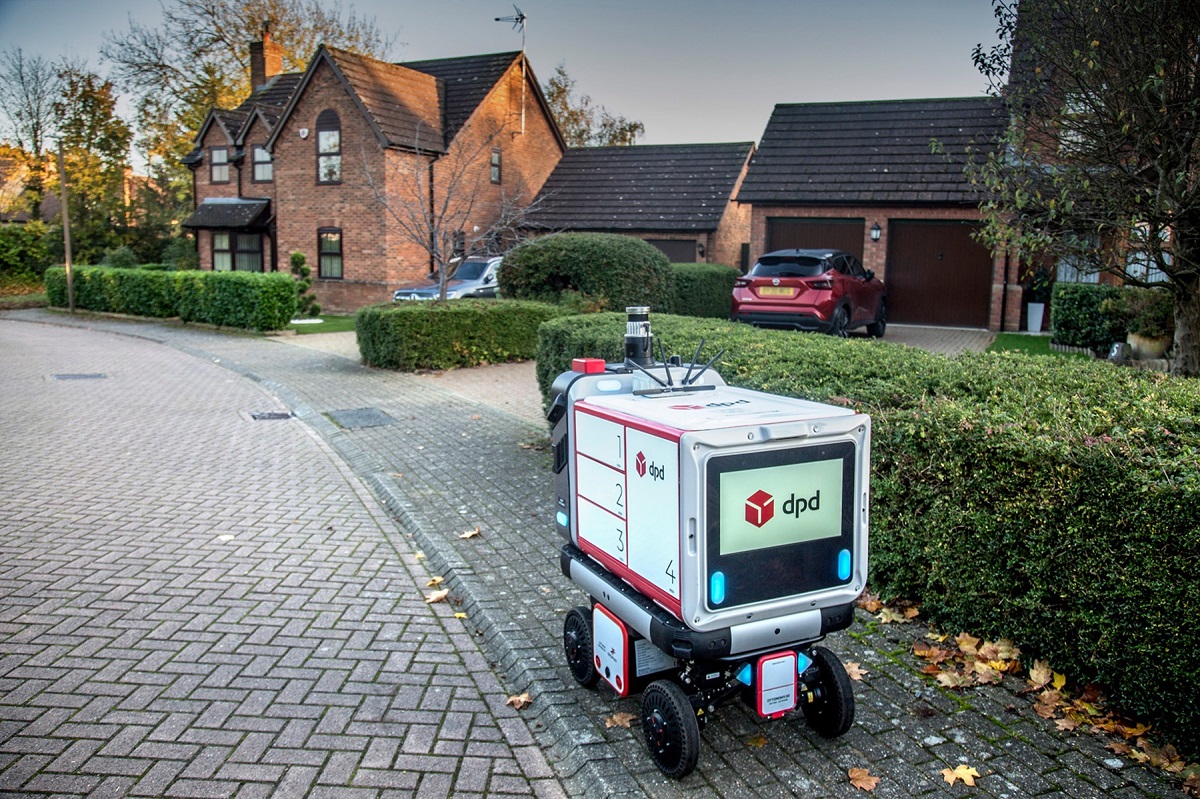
(766, 218, 864, 260)
(645, 238, 698, 262)
(886, 220, 993, 327)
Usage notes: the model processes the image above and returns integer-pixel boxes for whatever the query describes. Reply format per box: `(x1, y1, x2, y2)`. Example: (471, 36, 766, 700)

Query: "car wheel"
(829, 306, 849, 338)
(866, 300, 887, 338)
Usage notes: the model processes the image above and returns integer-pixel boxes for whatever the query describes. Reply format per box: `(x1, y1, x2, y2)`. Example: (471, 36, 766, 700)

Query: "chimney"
(249, 23, 283, 90)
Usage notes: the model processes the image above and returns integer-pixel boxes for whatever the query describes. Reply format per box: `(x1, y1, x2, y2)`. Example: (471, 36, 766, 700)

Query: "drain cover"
(52, 373, 107, 380)
(327, 407, 395, 429)
(250, 411, 293, 421)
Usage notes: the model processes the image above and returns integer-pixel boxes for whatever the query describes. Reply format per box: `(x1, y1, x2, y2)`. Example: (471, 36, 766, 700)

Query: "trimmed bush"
(1050, 282, 1124, 350)
(44, 266, 297, 331)
(0, 220, 52, 278)
(670, 262, 738, 318)
(535, 313, 1200, 755)
(498, 233, 674, 313)
(357, 299, 564, 370)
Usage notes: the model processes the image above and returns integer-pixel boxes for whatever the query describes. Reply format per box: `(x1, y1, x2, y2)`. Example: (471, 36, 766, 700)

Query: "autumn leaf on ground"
(941, 764, 981, 786)
(470, 414, 482, 420)
(746, 734, 768, 748)
(972, 661, 1004, 685)
(925, 632, 949, 643)
(1107, 741, 1133, 756)
(877, 607, 909, 624)
(460, 526, 482, 539)
(848, 767, 880, 791)
(1028, 659, 1053, 690)
(1052, 671, 1067, 691)
(1033, 690, 1062, 719)
(920, 663, 943, 676)
(845, 661, 869, 681)
(605, 712, 637, 729)
(935, 671, 973, 689)
(424, 588, 450, 604)
(426, 576, 444, 587)
(414, 551, 426, 560)
(955, 632, 981, 655)
(913, 641, 951, 664)
(453, 612, 467, 619)
(903, 606, 920, 620)
(1141, 741, 1187, 773)
(1055, 717, 1079, 732)
(505, 692, 533, 710)
(856, 592, 883, 613)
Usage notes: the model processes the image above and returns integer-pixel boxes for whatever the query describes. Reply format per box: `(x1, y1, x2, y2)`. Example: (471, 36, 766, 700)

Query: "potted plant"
(1100, 287, 1174, 359)
(1023, 266, 1053, 332)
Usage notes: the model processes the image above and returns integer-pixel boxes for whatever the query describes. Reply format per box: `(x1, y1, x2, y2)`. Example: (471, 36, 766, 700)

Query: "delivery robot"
(547, 307, 870, 778)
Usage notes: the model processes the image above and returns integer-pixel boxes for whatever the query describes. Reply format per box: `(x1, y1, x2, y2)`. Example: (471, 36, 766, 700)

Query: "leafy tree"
(542, 64, 644, 147)
(51, 64, 134, 264)
(0, 49, 62, 220)
(970, 0, 1200, 376)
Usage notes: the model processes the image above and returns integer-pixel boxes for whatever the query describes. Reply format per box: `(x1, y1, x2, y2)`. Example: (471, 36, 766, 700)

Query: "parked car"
(731, 249, 886, 337)
(392, 256, 502, 301)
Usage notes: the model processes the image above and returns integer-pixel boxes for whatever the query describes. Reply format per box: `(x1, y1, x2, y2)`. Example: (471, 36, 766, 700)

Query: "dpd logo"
(634, 452, 665, 481)
(745, 489, 774, 528)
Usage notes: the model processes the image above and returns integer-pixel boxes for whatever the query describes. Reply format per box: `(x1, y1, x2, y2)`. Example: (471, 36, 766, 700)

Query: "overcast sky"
(0, 0, 1002, 148)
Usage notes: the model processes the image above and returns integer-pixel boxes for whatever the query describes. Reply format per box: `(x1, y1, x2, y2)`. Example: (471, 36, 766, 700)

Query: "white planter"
(1026, 302, 1045, 333)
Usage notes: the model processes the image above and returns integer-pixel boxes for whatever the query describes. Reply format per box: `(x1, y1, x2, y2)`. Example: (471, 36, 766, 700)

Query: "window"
(210, 147, 229, 183)
(1127, 223, 1170, 285)
(1055, 254, 1099, 284)
(490, 148, 501, 184)
(318, 228, 343, 278)
(213, 231, 232, 270)
(316, 110, 341, 183)
(252, 145, 273, 182)
(212, 231, 262, 272)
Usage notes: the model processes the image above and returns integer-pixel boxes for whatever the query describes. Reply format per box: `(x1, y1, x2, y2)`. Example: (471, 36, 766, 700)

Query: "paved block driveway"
(0, 320, 560, 798)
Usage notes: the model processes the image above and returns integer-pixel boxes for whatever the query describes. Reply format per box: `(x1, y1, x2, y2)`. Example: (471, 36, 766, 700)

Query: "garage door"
(886, 220, 993, 327)
(766, 218, 864, 260)
(645, 239, 698, 262)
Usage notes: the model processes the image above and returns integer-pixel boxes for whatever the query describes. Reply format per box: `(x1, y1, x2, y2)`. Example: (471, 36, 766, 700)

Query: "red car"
(731, 249, 887, 337)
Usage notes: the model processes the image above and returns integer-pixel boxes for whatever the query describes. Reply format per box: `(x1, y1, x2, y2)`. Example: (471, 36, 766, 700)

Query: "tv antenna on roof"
(494, 4, 528, 134)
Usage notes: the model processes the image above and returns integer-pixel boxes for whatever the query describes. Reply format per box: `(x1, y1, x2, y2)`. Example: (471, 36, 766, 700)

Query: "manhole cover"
(327, 408, 395, 429)
(250, 411, 293, 421)
(51, 373, 107, 380)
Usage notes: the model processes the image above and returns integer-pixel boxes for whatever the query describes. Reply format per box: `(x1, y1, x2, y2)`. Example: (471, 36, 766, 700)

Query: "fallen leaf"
(414, 552, 426, 560)
(605, 712, 637, 729)
(925, 632, 949, 643)
(941, 764, 981, 786)
(903, 606, 920, 620)
(955, 632, 981, 655)
(506, 692, 532, 710)
(845, 661, 869, 681)
(1107, 741, 1132, 756)
(857, 593, 883, 613)
(470, 414, 482, 421)
(1052, 671, 1067, 691)
(877, 607, 908, 624)
(1028, 659, 1052, 690)
(920, 663, 942, 675)
(454, 612, 467, 619)
(972, 661, 1004, 685)
(390, 472, 403, 478)
(460, 526, 482, 539)
(935, 671, 974, 689)
(746, 734, 768, 748)
(426, 576, 444, 587)
(425, 588, 450, 604)
(1055, 717, 1079, 732)
(848, 767, 880, 791)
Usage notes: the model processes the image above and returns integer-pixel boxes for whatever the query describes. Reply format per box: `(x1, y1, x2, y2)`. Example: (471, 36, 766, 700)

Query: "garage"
(766, 218, 864, 260)
(885, 220, 994, 327)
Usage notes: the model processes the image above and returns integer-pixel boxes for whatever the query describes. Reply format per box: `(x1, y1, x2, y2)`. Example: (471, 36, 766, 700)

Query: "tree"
(363, 124, 547, 302)
(971, 0, 1200, 376)
(0, 48, 62, 220)
(542, 64, 644, 147)
(52, 64, 134, 264)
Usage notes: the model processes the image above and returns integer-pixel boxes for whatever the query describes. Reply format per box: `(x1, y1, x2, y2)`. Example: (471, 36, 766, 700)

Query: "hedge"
(670, 262, 738, 319)
(356, 299, 564, 370)
(536, 312, 1200, 755)
(498, 233, 674, 313)
(1050, 282, 1125, 351)
(44, 266, 297, 331)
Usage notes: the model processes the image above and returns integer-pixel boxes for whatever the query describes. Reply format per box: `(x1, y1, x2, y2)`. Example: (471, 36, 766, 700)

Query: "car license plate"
(758, 286, 794, 297)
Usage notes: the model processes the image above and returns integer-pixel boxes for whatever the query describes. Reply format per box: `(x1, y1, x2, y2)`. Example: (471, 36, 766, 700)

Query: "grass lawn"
(287, 315, 356, 334)
(987, 332, 1092, 359)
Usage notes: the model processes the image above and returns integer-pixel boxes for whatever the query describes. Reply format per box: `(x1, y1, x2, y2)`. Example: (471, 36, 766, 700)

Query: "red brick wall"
(711, 158, 752, 268)
(750, 204, 1014, 331)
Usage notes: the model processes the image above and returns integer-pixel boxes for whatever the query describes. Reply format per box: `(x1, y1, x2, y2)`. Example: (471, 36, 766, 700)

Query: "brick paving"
(0, 309, 1184, 799)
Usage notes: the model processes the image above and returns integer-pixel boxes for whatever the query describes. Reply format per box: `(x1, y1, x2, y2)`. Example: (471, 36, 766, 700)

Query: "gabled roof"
(324, 46, 445, 151)
(180, 198, 270, 229)
(737, 97, 1007, 206)
(401, 51, 521, 140)
(525, 142, 754, 232)
(189, 71, 303, 156)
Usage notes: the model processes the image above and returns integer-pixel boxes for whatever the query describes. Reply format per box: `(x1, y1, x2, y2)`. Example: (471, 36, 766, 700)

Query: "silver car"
(391, 256, 502, 301)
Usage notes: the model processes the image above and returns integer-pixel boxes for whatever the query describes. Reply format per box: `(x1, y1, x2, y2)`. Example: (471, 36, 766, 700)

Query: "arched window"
(316, 109, 341, 183)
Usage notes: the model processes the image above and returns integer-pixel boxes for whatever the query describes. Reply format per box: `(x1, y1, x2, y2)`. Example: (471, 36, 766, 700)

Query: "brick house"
(183, 36, 565, 312)
(524, 143, 754, 268)
(736, 98, 1016, 330)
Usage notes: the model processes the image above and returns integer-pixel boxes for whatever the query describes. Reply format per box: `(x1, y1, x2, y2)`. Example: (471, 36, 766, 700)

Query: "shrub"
(357, 299, 564, 370)
(290, 251, 321, 317)
(100, 245, 139, 268)
(1050, 282, 1124, 350)
(536, 313, 1200, 755)
(44, 266, 297, 331)
(498, 233, 674, 313)
(1100, 286, 1174, 339)
(0, 221, 52, 278)
(670, 262, 738, 318)
(161, 236, 200, 271)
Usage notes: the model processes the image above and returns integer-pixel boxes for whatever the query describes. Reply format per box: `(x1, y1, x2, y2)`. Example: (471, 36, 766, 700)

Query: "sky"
(0, 0, 1002, 149)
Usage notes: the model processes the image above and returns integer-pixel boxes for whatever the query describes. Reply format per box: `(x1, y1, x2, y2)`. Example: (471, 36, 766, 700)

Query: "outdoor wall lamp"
(870, 222, 882, 242)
